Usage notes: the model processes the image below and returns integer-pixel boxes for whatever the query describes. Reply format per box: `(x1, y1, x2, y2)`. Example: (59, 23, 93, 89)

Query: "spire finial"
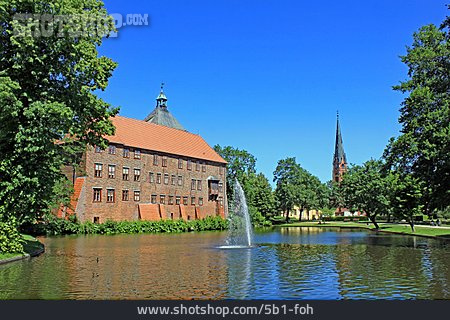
(161, 82, 165, 91)
(337, 110, 339, 120)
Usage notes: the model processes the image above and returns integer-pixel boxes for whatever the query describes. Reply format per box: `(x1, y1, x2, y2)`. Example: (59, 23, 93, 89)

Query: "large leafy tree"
(273, 157, 302, 222)
(0, 0, 118, 230)
(384, 11, 450, 215)
(340, 160, 393, 229)
(390, 173, 424, 232)
(213, 145, 256, 202)
(242, 172, 276, 218)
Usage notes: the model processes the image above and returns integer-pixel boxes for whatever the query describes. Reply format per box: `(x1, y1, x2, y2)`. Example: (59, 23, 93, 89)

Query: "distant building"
(59, 86, 227, 223)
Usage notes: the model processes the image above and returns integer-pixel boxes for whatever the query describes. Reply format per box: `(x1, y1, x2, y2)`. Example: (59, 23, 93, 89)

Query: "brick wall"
(74, 144, 227, 223)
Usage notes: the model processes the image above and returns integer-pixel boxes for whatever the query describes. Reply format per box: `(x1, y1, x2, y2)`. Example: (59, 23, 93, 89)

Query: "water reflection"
(0, 227, 448, 299)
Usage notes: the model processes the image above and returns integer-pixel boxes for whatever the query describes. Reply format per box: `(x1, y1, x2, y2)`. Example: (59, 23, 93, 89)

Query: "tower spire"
(156, 82, 168, 108)
(332, 111, 347, 183)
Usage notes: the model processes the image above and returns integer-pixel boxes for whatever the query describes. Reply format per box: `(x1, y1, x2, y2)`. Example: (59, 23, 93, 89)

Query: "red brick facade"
(62, 144, 227, 223)
(59, 115, 227, 223)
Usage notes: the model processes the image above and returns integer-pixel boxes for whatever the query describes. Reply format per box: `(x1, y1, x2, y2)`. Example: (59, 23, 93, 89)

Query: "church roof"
(333, 113, 347, 164)
(105, 116, 226, 164)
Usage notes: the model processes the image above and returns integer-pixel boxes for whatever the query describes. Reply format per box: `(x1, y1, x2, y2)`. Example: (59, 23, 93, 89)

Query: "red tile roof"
(57, 177, 85, 218)
(106, 116, 226, 164)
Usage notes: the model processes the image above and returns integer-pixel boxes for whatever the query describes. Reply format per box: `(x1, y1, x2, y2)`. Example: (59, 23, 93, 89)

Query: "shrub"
(27, 215, 229, 236)
(0, 218, 24, 254)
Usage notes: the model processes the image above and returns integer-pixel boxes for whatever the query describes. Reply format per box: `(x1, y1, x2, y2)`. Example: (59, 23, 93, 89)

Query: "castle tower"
(144, 83, 185, 130)
(332, 112, 347, 183)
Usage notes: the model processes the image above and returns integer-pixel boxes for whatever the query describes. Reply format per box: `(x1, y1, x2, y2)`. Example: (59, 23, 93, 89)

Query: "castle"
(59, 86, 227, 223)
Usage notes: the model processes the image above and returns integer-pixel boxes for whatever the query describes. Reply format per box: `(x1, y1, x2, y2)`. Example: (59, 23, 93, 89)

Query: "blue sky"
(97, 0, 448, 183)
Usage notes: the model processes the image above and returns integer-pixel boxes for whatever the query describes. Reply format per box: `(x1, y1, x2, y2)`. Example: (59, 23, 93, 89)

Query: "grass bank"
(277, 221, 450, 239)
(0, 234, 45, 264)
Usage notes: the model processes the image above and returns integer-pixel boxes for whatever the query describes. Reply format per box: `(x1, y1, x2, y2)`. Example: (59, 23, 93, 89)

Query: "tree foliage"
(0, 0, 118, 232)
(273, 157, 328, 222)
(340, 160, 393, 229)
(384, 13, 450, 215)
(213, 145, 274, 226)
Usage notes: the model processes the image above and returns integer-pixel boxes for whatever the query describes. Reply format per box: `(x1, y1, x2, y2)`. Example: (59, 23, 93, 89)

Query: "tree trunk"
(387, 213, 391, 223)
(286, 209, 290, 223)
(369, 215, 379, 230)
(408, 219, 415, 232)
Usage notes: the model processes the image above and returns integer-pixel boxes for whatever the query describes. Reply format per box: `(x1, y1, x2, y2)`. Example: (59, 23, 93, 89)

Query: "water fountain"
(220, 179, 254, 249)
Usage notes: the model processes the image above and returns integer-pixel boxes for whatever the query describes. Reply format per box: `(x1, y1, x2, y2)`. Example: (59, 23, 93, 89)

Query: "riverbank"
(277, 221, 450, 240)
(0, 234, 45, 265)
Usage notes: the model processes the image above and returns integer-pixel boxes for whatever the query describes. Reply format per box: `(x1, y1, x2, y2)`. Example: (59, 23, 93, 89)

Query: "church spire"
(333, 111, 347, 182)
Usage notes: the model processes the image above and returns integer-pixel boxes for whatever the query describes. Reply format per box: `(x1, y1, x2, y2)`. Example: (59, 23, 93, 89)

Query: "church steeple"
(332, 111, 347, 183)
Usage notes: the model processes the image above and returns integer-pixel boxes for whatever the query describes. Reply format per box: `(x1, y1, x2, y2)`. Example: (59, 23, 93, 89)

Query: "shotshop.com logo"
(12, 13, 149, 38)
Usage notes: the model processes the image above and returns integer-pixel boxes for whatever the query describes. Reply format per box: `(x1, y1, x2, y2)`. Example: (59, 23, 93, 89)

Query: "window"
(164, 173, 169, 185)
(218, 182, 223, 193)
(93, 188, 102, 202)
(153, 154, 158, 166)
(149, 172, 154, 183)
(108, 145, 116, 155)
(187, 160, 192, 170)
(183, 196, 188, 205)
(122, 190, 129, 201)
(134, 168, 141, 181)
(122, 167, 129, 181)
(95, 146, 102, 153)
(191, 196, 196, 205)
(134, 191, 140, 201)
(93, 217, 100, 224)
(191, 179, 196, 190)
(162, 156, 168, 167)
(156, 173, 161, 184)
(176, 196, 181, 205)
(108, 165, 116, 179)
(168, 195, 174, 205)
(177, 176, 183, 186)
(107, 189, 115, 203)
(199, 197, 203, 206)
(202, 163, 206, 172)
(123, 148, 129, 158)
(134, 149, 141, 159)
(160, 194, 165, 204)
(195, 161, 200, 171)
(171, 175, 176, 185)
(94, 163, 102, 178)
(151, 194, 157, 204)
(178, 159, 183, 169)
(197, 180, 202, 191)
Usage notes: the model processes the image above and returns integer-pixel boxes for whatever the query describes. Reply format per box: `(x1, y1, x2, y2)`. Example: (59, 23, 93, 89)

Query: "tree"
(390, 173, 424, 232)
(0, 0, 118, 251)
(213, 145, 256, 203)
(242, 172, 276, 218)
(273, 158, 302, 222)
(384, 11, 450, 216)
(340, 160, 392, 229)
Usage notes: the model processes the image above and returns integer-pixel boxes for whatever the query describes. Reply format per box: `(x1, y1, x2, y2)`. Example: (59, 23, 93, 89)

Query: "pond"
(0, 227, 449, 299)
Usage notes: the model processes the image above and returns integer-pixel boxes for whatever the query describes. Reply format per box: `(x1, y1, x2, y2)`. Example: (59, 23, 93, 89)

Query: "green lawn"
(0, 234, 44, 262)
(278, 221, 450, 238)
